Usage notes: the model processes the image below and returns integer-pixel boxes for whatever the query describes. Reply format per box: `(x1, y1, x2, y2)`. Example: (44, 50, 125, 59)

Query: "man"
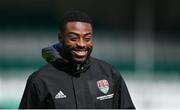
(19, 10, 135, 109)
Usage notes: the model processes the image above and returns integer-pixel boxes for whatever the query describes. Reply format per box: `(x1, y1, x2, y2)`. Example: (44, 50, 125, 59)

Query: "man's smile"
(72, 50, 88, 57)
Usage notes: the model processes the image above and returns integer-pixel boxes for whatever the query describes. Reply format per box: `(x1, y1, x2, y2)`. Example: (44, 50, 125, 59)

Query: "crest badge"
(97, 79, 109, 94)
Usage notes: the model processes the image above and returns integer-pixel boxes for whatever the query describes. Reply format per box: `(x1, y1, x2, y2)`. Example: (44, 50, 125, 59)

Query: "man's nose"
(77, 38, 85, 47)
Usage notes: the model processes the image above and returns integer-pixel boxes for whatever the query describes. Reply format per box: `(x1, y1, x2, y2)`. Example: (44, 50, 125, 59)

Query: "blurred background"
(0, 0, 180, 109)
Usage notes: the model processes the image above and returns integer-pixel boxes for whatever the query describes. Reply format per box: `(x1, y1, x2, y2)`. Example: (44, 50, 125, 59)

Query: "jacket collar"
(42, 43, 91, 76)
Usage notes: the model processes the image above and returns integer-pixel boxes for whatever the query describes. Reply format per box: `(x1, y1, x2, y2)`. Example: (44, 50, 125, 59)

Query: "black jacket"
(19, 43, 135, 109)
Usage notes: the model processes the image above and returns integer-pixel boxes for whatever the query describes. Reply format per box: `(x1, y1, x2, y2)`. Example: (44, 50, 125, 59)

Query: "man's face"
(60, 21, 93, 63)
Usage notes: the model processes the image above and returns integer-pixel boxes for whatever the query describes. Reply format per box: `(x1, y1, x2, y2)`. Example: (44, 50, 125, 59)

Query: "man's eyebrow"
(84, 32, 93, 36)
(67, 32, 79, 35)
(67, 32, 93, 36)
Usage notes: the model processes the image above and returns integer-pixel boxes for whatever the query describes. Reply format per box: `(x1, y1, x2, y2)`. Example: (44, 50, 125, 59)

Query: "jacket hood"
(42, 43, 91, 75)
(42, 43, 68, 63)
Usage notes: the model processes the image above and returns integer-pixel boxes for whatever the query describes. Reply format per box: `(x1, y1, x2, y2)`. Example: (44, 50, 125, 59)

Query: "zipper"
(71, 76, 78, 108)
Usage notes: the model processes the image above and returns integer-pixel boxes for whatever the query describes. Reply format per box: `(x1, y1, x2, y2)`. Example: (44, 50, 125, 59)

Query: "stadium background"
(0, 0, 180, 109)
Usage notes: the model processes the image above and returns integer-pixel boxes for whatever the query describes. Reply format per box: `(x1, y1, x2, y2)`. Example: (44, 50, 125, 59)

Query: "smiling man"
(60, 21, 93, 64)
(19, 10, 135, 109)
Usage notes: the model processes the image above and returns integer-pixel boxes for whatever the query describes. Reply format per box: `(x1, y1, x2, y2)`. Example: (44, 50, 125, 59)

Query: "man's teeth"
(73, 50, 87, 56)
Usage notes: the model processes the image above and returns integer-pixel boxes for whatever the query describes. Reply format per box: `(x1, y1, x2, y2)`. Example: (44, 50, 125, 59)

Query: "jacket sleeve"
(118, 76, 135, 109)
(19, 76, 41, 109)
(111, 68, 135, 109)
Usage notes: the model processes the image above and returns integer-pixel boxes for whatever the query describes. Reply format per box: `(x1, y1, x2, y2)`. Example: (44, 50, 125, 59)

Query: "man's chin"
(72, 57, 87, 64)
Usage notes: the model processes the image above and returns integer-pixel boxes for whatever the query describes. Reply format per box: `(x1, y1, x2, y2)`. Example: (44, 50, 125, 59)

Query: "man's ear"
(58, 32, 63, 42)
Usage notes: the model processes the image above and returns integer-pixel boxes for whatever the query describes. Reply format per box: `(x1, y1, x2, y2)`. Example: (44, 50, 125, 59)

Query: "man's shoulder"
(36, 63, 56, 73)
(90, 57, 113, 68)
(90, 57, 122, 78)
(90, 57, 117, 73)
(27, 63, 56, 82)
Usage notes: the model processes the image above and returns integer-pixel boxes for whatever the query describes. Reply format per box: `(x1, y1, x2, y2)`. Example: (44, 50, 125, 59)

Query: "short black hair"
(59, 10, 92, 33)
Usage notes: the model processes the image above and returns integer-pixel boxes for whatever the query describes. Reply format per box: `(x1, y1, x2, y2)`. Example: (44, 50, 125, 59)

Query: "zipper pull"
(77, 64, 80, 71)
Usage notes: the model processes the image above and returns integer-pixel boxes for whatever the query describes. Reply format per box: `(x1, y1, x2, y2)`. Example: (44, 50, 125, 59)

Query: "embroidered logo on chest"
(55, 90, 67, 99)
(97, 79, 109, 94)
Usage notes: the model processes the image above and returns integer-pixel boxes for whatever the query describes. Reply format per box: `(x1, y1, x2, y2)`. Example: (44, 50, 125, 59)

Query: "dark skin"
(59, 21, 93, 63)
